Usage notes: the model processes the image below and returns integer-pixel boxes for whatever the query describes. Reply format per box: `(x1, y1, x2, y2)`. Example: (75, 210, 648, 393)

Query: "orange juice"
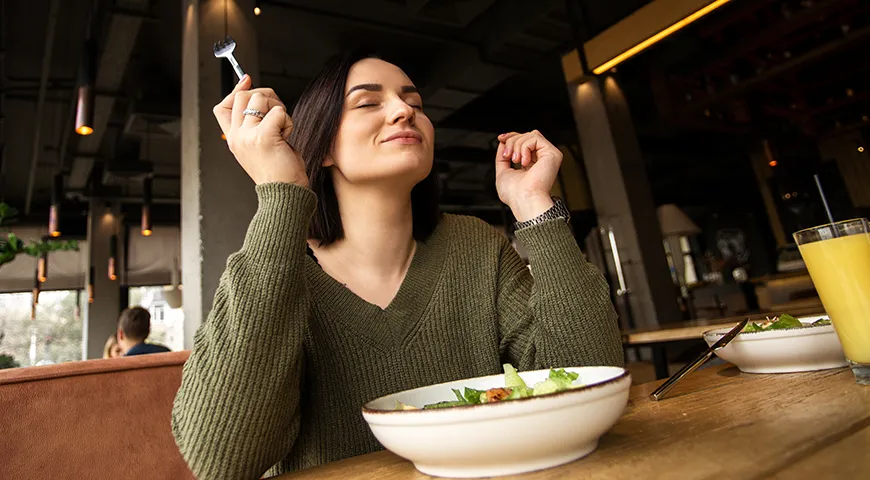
(799, 233, 870, 364)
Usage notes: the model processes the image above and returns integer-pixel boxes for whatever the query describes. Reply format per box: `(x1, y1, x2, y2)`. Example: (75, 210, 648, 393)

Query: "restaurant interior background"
(1, 0, 868, 377)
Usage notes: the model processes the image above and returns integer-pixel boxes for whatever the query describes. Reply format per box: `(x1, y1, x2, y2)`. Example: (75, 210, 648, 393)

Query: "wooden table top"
(622, 306, 825, 345)
(278, 364, 869, 480)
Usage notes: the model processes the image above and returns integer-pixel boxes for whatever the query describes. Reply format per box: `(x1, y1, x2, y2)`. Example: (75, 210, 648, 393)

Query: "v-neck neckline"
(305, 218, 450, 350)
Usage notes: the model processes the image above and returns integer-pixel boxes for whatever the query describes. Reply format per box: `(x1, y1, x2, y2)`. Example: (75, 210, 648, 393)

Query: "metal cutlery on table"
(650, 319, 748, 401)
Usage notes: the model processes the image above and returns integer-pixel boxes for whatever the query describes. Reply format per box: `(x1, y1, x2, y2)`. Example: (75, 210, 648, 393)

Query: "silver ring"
(243, 108, 266, 119)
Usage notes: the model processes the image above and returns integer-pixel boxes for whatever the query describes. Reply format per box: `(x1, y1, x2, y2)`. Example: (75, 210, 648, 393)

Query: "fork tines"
(213, 36, 236, 57)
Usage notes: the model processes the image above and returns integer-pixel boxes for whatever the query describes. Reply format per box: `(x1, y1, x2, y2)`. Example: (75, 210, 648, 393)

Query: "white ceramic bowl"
(361, 366, 630, 478)
(703, 315, 848, 374)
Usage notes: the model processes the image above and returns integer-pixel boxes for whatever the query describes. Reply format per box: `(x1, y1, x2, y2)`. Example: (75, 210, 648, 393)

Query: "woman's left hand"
(495, 130, 563, 222)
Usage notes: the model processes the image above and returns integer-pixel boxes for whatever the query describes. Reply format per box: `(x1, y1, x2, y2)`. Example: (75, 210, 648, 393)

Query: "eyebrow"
(345, 84, 419, 97)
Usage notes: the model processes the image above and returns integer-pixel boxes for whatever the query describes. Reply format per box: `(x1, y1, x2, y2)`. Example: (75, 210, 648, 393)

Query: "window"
(128, 286, 184, 351)
(152, 303, 166, 324)
(0, 290, 84, 368)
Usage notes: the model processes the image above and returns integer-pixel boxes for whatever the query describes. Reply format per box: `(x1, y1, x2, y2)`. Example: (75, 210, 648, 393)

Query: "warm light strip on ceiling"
(592, 0, 731, 75)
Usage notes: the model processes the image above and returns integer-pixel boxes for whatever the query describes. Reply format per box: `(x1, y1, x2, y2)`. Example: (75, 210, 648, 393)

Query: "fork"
(213, 36, 246, 80)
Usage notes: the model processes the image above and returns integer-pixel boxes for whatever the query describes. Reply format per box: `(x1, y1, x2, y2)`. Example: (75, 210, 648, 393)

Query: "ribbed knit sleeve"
(497, 219, 624, 370)
(172, 183, 316, 480)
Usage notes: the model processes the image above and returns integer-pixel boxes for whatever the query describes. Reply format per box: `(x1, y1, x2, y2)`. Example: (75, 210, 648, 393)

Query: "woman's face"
(328, 58, 434, 187)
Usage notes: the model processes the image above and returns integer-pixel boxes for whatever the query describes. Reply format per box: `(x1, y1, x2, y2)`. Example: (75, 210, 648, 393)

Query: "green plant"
(0, 353, 20, 369)
(0, 202, 78, 268)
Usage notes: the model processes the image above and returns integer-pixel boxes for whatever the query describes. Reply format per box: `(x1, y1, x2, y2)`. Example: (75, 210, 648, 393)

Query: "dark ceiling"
(2, 0, 868, 231)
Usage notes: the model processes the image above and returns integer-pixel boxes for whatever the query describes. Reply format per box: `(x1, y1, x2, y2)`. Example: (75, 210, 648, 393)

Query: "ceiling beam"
(693, 0, 778, 38)
(480, 0, 563, 62)
(69, 0, 150, 190)
(697, 0, 849, 76)
(416, 0, 563, 124)
(681, 23, 870, 115)
(23, 0, 60, 214)
(263, 0, 475, 47)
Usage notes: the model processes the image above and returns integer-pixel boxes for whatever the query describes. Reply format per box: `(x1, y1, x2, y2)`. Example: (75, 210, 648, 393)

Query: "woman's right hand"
(214, 75, 309, 187)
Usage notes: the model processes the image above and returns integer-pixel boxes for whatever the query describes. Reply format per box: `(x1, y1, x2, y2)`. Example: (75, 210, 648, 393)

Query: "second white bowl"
(703, 315, 848, 373)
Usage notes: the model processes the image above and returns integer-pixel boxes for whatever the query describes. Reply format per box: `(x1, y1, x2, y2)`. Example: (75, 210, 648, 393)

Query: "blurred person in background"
(103, 334, 123, 359)
(117, 307, 171, 356)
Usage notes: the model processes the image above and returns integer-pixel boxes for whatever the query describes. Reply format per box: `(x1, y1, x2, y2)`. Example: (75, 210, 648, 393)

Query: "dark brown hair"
(289, 50, 440, 246)
(118, 306, 151, 341)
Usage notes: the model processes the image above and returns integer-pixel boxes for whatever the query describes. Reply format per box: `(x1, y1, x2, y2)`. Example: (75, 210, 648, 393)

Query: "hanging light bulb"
(88, 266, 95, 303)
(38, 251, 48, 283)
(75, 39, 96, 135)
(49, 174, 62, 237)
(142, 177, 153, 236)
(254, 0, 262, 15)
(108, 234, 118, 281)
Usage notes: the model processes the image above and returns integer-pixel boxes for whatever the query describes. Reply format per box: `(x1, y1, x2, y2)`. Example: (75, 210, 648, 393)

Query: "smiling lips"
(383, 130, 423, 144)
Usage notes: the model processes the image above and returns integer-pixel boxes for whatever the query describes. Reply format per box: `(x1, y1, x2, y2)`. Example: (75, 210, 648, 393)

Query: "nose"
(387, 97, 415, 126)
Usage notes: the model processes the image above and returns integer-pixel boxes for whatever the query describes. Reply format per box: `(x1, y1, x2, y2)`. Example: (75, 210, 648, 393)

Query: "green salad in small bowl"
(741, 313, 831, 333)
(704, 313, 846, 373)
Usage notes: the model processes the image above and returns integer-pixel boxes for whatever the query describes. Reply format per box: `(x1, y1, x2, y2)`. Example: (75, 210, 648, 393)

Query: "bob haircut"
(288, 50, 441, 246)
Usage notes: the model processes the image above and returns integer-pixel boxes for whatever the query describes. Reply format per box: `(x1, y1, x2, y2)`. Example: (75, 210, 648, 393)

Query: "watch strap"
(513, 197, 570, 231)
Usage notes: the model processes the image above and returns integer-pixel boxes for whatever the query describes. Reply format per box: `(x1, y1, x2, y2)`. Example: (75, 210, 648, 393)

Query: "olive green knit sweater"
(171, 183, 623, 479)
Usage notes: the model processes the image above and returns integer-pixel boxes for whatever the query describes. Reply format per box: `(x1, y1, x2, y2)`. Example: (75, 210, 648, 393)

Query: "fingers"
(249, 87, 282, 104)
(282, 114, 294, 141)
(504, 134, 523, 163)
(232, 89, 254, 129)
(242, 92, 270, 127)
(261, 104, 290, 135)
(516, 136, 539, 167)
(497, 130, 555, 167)
(499, 132, 519, 159)
(495, 141, 510, 176)
(214, 74, 252, 133)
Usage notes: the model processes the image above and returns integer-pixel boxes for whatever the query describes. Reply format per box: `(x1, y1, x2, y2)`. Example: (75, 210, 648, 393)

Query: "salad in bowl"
(703, 314, 847, 373)
(362, 364, 630, 478)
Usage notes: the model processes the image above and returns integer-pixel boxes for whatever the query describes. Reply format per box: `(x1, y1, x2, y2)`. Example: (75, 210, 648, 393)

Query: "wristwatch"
(513, 197, 571, 231)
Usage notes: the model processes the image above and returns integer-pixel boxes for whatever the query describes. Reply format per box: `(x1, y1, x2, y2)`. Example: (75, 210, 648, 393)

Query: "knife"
(650, 319, 749, 401)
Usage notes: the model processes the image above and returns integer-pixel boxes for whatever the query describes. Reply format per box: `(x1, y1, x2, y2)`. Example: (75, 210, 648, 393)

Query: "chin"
(393, 151, 432, 180)
(337, 148, 433, 186)
(364, 151, 431, 182)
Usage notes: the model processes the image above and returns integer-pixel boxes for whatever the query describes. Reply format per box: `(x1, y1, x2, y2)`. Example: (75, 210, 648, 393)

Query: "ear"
(117, 329, 124, 341)
(322, 155, 335, 168)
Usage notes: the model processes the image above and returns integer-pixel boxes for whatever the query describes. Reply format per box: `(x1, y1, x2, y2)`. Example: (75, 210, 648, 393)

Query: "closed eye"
(356, 103, 379, 109)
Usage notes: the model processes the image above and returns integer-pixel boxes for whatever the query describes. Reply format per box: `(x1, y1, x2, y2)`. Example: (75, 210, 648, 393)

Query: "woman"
(102, 334, 122, 359)
(172, 52, 623, 479)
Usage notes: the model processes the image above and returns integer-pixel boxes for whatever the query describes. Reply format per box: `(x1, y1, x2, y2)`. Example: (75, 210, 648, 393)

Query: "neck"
(312, 179, 416, 280)
(119, 338, 142, 354)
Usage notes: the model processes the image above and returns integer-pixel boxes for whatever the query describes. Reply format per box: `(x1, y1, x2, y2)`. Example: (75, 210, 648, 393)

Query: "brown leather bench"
(0, 351, 195, 479)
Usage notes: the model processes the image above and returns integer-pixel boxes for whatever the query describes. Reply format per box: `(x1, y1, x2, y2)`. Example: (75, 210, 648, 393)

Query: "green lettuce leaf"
(506, 386, 534, 400)
(769, 314, 803, 330)
(548, 368, 580, 389)
(503, 363, 527, 390)
(532, 379, 560, 396)
(423, 400, 467, 409)
(742, 322, 764, 333)
(462, 388, 485, 404)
